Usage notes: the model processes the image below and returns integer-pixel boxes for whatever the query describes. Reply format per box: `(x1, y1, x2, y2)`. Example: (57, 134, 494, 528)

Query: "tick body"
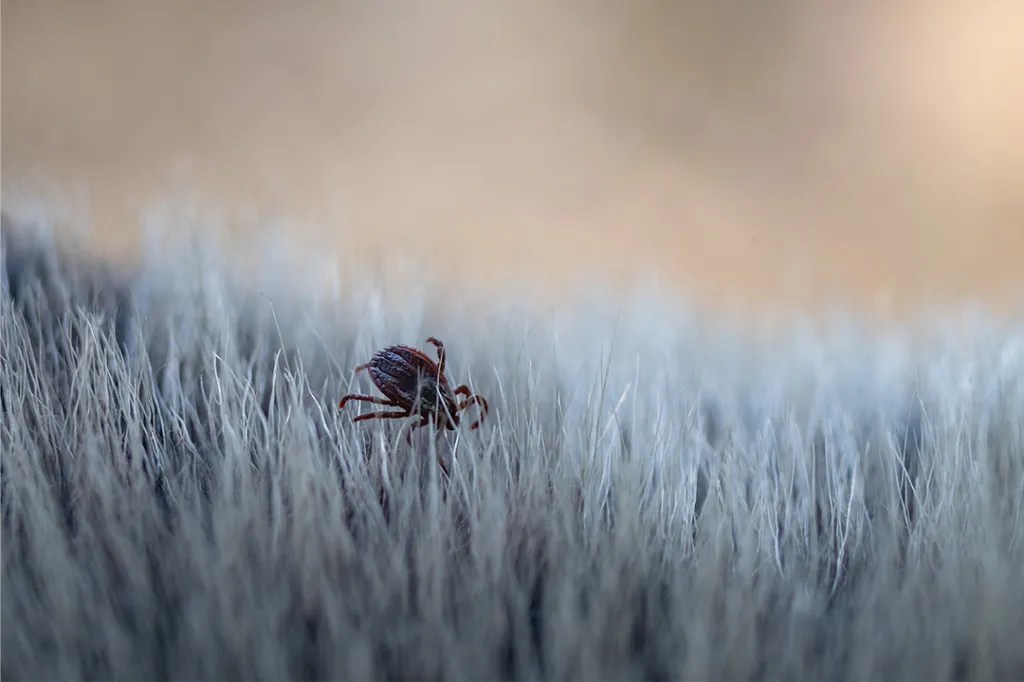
(339, 337, 489, 445)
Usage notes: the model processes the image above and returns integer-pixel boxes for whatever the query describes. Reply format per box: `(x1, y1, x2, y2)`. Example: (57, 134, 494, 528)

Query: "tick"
(339, 337, 489, 447)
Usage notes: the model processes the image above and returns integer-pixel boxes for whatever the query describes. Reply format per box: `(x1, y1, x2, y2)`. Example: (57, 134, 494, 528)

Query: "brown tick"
(339, 337, 489, 448)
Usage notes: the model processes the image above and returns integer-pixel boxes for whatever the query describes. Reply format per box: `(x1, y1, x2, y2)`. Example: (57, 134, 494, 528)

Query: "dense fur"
(2, 214, 1023, 680)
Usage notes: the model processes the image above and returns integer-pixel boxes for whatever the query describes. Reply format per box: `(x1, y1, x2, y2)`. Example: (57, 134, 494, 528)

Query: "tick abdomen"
(370, 346, 447, 408)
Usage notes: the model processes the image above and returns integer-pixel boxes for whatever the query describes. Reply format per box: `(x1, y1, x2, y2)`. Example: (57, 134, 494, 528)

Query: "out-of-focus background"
(3, 0, 1023, 314)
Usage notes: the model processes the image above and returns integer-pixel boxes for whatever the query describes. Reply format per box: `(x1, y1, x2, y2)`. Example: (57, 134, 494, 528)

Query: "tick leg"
(398, 405, 450, 478)
(339, 393, 399, 409)
(354, 361, 372, 373)
(436, 452, 450, 478)
(404, 415, 431, 445)
(460, 396, 489, 429)
(352, 409, 411, 423)
(425, 337, 447, 376)
(405, 414, 452, 478)
(454, 386, 489, 429)
(458, 395, 487, 412)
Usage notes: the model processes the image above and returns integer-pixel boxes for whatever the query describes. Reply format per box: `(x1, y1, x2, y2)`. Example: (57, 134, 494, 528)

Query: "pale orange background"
(3, 1, 1023, 314)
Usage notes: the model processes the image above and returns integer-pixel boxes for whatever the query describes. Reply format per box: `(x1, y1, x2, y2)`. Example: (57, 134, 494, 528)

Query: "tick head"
(411, 374, 459, 424)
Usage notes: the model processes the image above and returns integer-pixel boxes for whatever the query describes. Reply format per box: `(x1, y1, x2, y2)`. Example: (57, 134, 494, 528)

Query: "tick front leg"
(425, 337, 447, 376)
(339, 393, 399, 409)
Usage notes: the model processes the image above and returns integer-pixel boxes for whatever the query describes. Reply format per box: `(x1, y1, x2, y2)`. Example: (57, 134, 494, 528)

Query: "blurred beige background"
(3, 0, 1023, 313)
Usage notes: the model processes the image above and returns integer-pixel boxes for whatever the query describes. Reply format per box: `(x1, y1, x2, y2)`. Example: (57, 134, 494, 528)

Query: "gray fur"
(2, 215, 1023, 680)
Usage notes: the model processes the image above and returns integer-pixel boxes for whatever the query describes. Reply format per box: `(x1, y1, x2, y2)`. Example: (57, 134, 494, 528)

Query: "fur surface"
(2, 214, 1023, 680)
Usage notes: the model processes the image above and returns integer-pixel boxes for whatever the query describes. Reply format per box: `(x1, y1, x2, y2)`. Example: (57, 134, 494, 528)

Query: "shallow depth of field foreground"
(2, 216, 1023, 680)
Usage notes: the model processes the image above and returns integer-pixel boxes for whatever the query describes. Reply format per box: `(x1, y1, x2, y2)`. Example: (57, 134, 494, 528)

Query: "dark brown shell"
(368, 345, 460, 426)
